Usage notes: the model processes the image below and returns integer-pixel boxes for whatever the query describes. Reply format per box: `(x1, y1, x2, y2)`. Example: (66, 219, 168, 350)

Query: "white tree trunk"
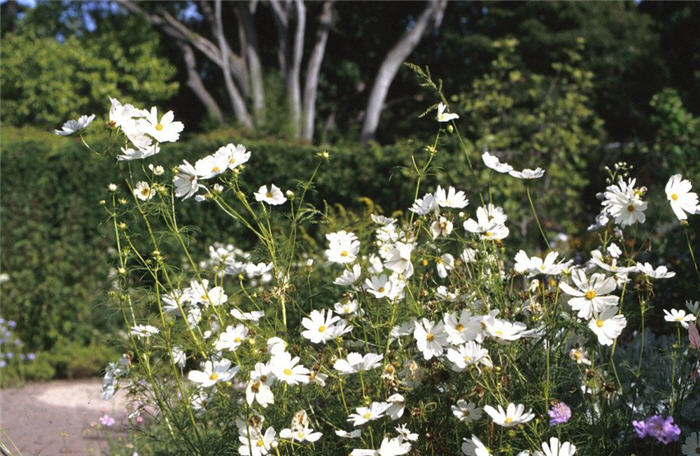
(179, 42, 224, 124)
(360, 0, 447, 145)
(301, 0, 333, 141)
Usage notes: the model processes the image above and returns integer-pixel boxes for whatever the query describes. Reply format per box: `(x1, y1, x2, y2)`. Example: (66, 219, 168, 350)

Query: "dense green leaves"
(1, 24, 177, 127)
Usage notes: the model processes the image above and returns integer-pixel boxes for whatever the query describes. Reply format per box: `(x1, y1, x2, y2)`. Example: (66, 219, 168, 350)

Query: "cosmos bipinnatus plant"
(56, 75, 700, 455)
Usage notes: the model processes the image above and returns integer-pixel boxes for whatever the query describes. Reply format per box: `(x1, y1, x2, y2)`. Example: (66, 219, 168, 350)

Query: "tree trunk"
(234, 2, 266, 125)
(179, 42, 224, 124)
(286, 0, 306, 137)
(214, 0, 252, 128)
(301, 0, 333, 141)
(360, 0, 447, 145)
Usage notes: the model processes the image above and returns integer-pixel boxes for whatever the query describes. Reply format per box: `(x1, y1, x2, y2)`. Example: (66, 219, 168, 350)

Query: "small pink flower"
(99, 414, 116, 427)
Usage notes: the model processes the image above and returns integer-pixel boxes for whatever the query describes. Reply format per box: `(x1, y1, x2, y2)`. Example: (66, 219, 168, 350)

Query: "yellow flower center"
(505, 417, 513, 424)
(596, 319, 604, 328)
(485, 231, 493, 238)
(155, 123, 164, 131)
(585, 290, 596, 300)
(627, 204, 635, 212)
(234, 337, 242, 343)
(426, 332, 435, 342)
(141, 188, 150, 196)
(211, 166, 220, 173)
(671, 193, 678, 201)
(363, 413, 372, 419)
(377, 286, 385, 293)
(455, 324, 464, 332)
(209, 372, 219, 381)
(422, 259, 429, 266)
(256, 439, 264, 447)
(266, 192, 273, 198)
(495, 330, 503, 336)
(318, 325, 326, 333)
(464, 356, 471, 363)
(251, 381, 260, 393)
(283, 368, 292, 376)
(340, 250, 349, 257)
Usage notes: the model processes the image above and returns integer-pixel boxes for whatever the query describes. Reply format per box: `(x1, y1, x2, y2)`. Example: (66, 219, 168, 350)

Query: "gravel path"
(0, 379, 129, 455)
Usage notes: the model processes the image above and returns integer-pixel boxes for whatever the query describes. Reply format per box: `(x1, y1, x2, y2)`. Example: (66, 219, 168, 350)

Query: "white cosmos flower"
(334, 299, 362, 316)
(451, 399, 482, 423)
(231, 308, 265, 322)
(301, 309, 352, 344)
(430, 216, 454, 239)
(509, 167, 545, 179)
(588, 249, 635, 276)
(351, 437, 411, 456)
(194, 153, 229, 179)
(270, 351, 310, 385)
(214, 143, 251, 170)
(663, 308, 697, 329)
(335, 429, 362, 439)
(666, 174, 699, 221)
(514, 250, 572, 276)
(482, 316, 528, 343)
(588, 307, 627, 345)
(238, 426, 277, 456)
(117, 142, 160, 161)
(365, 274, 393, 299)
(395, 424, 418, 442)
(383, 241, 414, 277)
(325, 231, 360, 264)
(602, 177, 647, 226)
(462, 435, 492, 456)
(635, 262, 676, 279)
(482, 151, 513, 173)
(109, 98, 147, 128)
(413, 318, 448, 359)
(173, 160, 202, 199)
(347, 402, 390, 427)
(385, 393, 405, 420)
(461, 248, 477, 263)
(131, 324, 159, 338)
(334, 264, 362, 286)
(133, 181, 155, 201)
(483, 403, 535, 427)
(559, 269, 619, 319)
(446, 341, 492, 371)
(443, 310, 481, 344)
(266, 337, 288, 356)
(682, 432, 700, 456)
(436, 253, 454, 278)
(279, 425, 322, 443)
(409, 193, 438, 215)
(436, 102, 459, 122)
(214, 324, 249, 351)
(55, 114, 95, 135)
(334, 352, 383, 374)
(140, 106, 184, 143)
(254, 184, 287, 205)
(534, 437, 576, 456)
(188, 359, 239, 388)
(464, 205, 509, 240)
(246, 362, 275, 408)
(435, 185, 469, 209)
(687, 300, 700, 316)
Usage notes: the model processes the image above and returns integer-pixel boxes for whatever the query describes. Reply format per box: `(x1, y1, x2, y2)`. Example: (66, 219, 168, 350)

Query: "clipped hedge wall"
(0, 126, 422, 359)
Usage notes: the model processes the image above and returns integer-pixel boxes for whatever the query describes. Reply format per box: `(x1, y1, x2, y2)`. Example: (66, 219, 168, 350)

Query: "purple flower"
(548, 402, 572, 425)
(7, 321, 16, 328)
(99, 414, 116, 427)
(632, 419, 648, 438)
(27, 353, 36, 361)
(633, 415, 681, 444)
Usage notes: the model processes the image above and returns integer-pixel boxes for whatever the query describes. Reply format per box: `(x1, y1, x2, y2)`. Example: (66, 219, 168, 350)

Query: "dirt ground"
(0, 379, 129, 456)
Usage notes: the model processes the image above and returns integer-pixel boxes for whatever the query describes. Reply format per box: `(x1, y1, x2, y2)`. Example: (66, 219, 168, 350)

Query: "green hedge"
(0, 126, 422, 364)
